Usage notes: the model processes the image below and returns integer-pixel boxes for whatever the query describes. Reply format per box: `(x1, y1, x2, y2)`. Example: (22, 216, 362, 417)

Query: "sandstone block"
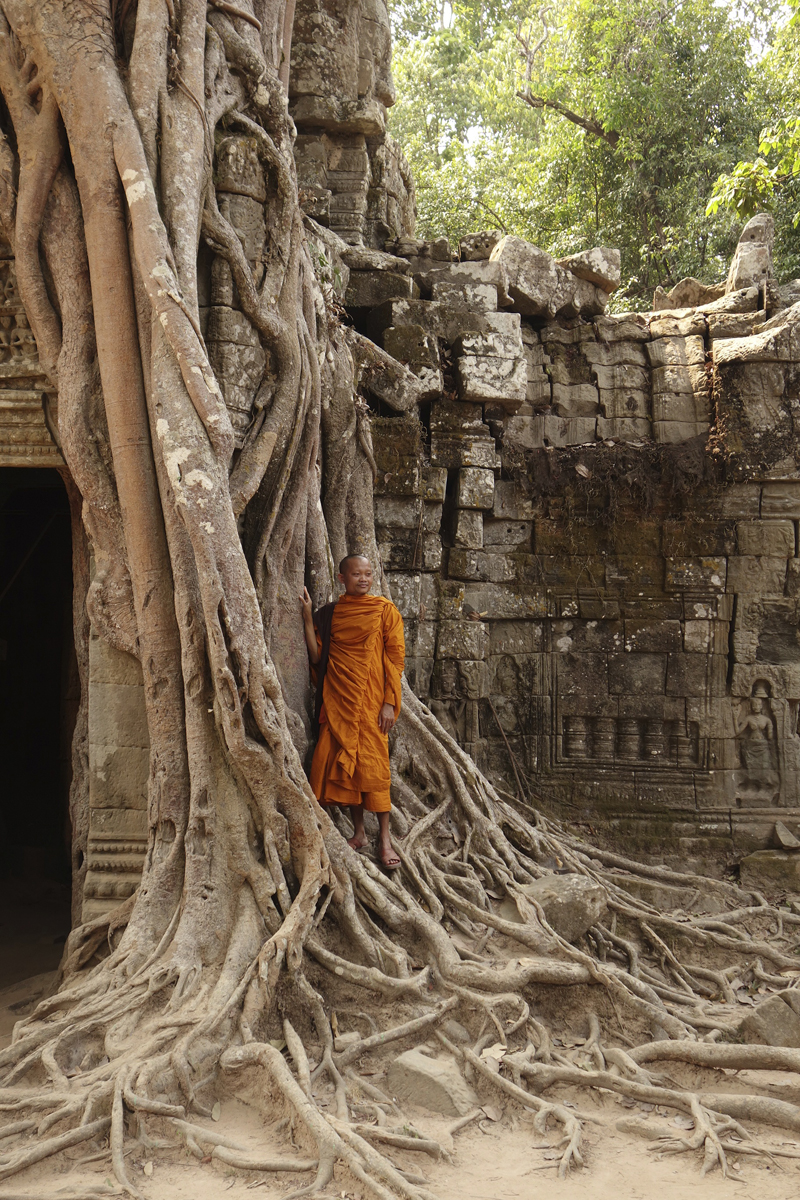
(456, 354, 527, 407)
(456, 467, 495, 510)
(513, 414, 596, 448)
(591, 362, 650, 391)
(369, 299, 521, 345)
(664, 557, 726, 591)
(454, 509, 484, 548)
(608, 653, 667, 695)
(89, 634, 143, 687)
(422, 466, 448, 503)
(437, 619, 487, 660)
(727, 555, 787, 594)
(491, 236, 607, 317)
(431, 278, 497, 312)
(740, 849, 800, 894)
(583, 341, 648, 367)
(708, 311, 766, 340)
(736, 521, 794, 557)
(556, 247, 621, 292)
(489, 621, 542, 654)
(598, 390, 650, 420)
(646, 335, 706, 369)
(652, 364, 707, 395)
(89, 681, 149, 749)
(652, 420, 708, 444)
(382, 324, 438, 365)
(492, 481, 535, 521)
(386, 1049, 478, 1116)
(386, 572, 421, 619)
(90, 745, 148, 810)
(508, 874, 609, 942)
(464, 582, 548, 619)
(652, 392, 707, 423)
(455, 330, 523, 358)
(649, 312, 707, 339)
(593, 315, 650, 342)
(431, 657, 487, 699)
(430, 433, 497, 469)
(345, 270, 413, 307)
(727, 213, 774, 292)
(483, 519, 532, 546)
(374, 497, 421, 529)
(596, 417, 651, 441)
(762, 483, 800, 518)
(737, 993, 800, 1047)
(552, 382, 599, 417)
(624, 620, 682, 653)
(460, 230, 503, 261)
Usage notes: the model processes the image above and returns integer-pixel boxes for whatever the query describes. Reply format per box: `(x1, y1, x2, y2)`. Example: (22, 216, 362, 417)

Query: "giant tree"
(2, 3, 800, 1196)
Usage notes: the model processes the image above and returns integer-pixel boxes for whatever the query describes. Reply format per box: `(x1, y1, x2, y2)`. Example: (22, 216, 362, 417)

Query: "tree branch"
(516, 89, 620, 147)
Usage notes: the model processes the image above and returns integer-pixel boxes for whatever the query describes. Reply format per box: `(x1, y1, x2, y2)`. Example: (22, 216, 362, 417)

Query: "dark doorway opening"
(0, 468, 73, 994)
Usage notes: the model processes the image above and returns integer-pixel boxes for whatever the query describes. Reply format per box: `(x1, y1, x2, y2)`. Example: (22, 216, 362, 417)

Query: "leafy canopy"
(389, 0, 797, 307)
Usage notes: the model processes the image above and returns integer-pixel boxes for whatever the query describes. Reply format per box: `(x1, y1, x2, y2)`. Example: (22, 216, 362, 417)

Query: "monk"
(301, 555, 404, 868)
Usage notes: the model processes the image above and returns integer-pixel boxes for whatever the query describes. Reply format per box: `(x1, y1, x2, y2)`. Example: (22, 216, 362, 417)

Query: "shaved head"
(339, 553, 370, 574)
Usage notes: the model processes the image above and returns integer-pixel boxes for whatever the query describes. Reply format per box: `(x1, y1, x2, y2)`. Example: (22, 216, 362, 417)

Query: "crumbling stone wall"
(350, 218, 800, 866)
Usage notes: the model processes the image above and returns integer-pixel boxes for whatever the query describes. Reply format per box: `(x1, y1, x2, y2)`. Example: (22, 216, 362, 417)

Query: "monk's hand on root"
(300, 586, 313, 621)
(379, 703, 395, 734)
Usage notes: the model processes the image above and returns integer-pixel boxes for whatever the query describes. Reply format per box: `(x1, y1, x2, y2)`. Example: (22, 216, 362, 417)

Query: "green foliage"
(707, 3, 800, 277)
(389, 0, 797, 307)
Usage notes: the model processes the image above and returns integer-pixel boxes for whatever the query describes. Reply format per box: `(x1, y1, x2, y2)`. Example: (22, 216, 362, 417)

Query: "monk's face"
(339, 557, 373, 595)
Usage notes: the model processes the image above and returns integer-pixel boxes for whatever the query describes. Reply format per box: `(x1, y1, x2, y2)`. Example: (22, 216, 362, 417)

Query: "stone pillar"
(82, 630, 148, 921)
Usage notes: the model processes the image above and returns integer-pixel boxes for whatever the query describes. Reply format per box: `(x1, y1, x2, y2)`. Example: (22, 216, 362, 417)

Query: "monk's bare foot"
(347, 833, 368, 851)
(379, 841, 400, 869)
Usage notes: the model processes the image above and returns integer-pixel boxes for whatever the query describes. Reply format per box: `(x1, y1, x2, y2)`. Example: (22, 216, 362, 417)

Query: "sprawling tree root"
(0, 2, 799, 1197)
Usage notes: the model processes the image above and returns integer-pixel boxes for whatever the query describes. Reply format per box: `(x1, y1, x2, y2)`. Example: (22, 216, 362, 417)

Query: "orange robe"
(309, 593, 404, 813)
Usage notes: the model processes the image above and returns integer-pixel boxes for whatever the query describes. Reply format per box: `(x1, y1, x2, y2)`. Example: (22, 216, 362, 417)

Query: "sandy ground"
(2, 971, 800, 1200)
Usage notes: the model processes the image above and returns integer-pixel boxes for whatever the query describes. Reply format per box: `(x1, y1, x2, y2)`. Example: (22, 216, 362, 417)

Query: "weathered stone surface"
(492, 481, 535, 521)
(556, 247, 621, 292)
(437, 619, 487, 660)
(726, 212, 774, 293)
(646, 336, 705, 369)
(653, 277, 725, 310)
(773, 821, 800, 851)
(736, 521, 794, 557)
(740, 850, 800, 894)
(504, 874, 609, 942)
(596, 417, 651, 441)
(491, 236, 608, 317)
(552, 383, 599, 417)
(506, 414, 596, 448)
(455, 330, 523, 358)
(652, 392, 707, 423)
(456, 353, 527, 407)
(652, 419, 708, 444)
(453, 508, 484, 548)
(583, 341, 648, 368)
(345, 270, 413, 307)
(591, 363, 650, 391)
(598, 390, 650, 420)
(738, 993, 800, 1047)
(708, 311, 766, 340)
(460, 229, 503, 260)
(382, 324, 438, 365)
(431, 278, 497, 312)
(386, 1049, 478, 1116)
(456, 467, 495, 510)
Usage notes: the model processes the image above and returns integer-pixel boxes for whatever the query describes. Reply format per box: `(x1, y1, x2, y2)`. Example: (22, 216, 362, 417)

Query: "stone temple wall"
(344, 222, 800, 871)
